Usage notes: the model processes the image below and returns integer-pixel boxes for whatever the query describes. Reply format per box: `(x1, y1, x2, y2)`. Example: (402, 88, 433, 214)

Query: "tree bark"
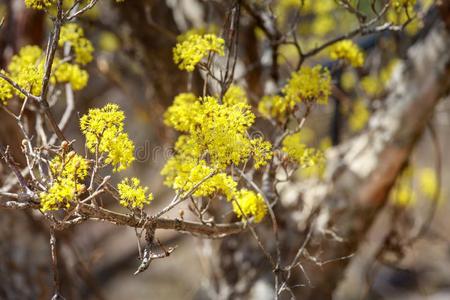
(302, 4, 450, 299)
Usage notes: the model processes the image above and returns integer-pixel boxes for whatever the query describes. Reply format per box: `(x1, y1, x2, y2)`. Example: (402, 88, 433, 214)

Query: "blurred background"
(1, 0, 449, 299)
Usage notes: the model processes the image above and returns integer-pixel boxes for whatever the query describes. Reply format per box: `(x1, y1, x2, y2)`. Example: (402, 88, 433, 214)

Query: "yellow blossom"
(50, 151, 89, 181)
(387, 3, 421, 35)
(162, 92, 272, 198)
(7, 45, 44, 97)
(0, 74, 14, 105)
(118, 177, 153, 209)
(59, 23, 94, 65)
(349, 100, 370, 132)
(283, 65, 331, 105)
(312, 15, 335, 37)
(40, 178, 85, 211)
(419, 168, 438, 199)
(391, 167, 416, 206)
(40, 152, 89, 212)
(250, 138, 273, 169)
(392, 182, 416, 206)
(329, 40, 364, 67)
(99, 32, 120, 52)
(25, 0, 54, 10)
(361, 75, 383, 97)
(176, 25, 219, 42)
(161, 158, 237, 200)
(282, 132, 324, 167)
(80, 103, 135, 172)
(232, 189, 267, 223)
(258, 95, 295, 122)
(173, 33, 224, 71)
(223, 85, 248, 105)
(341, 70, 357, 92)
(54, 62, 89, 90)
(164, 94, 268, 169)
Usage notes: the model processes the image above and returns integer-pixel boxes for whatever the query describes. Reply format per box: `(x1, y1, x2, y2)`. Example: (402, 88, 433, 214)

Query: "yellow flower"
(250, 137, 273, 169)
(40, 178, 85, 211)
(173, 33, 224, 71)
(232, 189, 267, 223)
(50, 151, 89, 181)
(391, 167, 416, 207)
(349, 100, 370, 132)
(99, 32, 120, 52)
(40, 152, 89, 212)
(283, 65, 331, 105)
(59, 23, 94, 65)
(392, 0, 416, 9)
(329, 40, 364, 67)
(176, 25, 219, 42)
(53, 62, 89, 90)
(392, 182, 416, 206)
(387, 2, 421, 35)
(341, 70, 357, 92)
(163, 93, 200, 132)
(419, 168, 438, 199)
(361, 75, 383, 97)
(118, 177, 153, 209)
(258, 95, 295, 122)
(25, 0, 54, 10)
(312, 15, 335, 37)
(164, 94, 269, 169)
(0, 73, 14, 105)
(223, 85, 248, 105)
(162, 92, 272, 198)
(161, 158, 237, 200)
(7, 45, 45, 97)
(80, 104, 135, 172)
(282, 132, 324, 167)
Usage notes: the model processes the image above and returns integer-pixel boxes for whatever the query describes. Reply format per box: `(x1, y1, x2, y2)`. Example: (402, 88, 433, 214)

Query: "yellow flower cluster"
(40, 152, 90, 212)
(176, 25, 219, 42)
(361, 59, 399, 97)
(232, 189, 267, 223)
(392, 0, 416, 9)
(25, 0, 54, 10)
(162, 159, 237, 200)
(59, 23, 94, 65)
(117, 177, 153, 209)
(53, 61, 89, 90)
(329, 40, 364, 67)
(258, 95, 295, 123)
(283, 65, 331, 105)
(258, 65, 331, 122)
(6, 45, 45, 97)
(282, 132, 324, 168)
(173, 33, 224, 71)
(391, 166, 442, 207)
(392, 181, 416, 206)
(349, 100, 370, 132)
(80, 104, 135, 172)
(0, 36, 92, 104)
(164, 90, 271, 170)
(387, 0, 421, 35)
(0, 72, 14, 105)
(162, 88, 271, 222)
(391, 167, 415, 206)
(223, 85, 248, 105)
(419, 168, 438, 199)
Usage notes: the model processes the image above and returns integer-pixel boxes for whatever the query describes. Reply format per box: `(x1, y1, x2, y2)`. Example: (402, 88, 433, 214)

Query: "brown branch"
(39, 0, 67, 142)
(78, 204, 245, 238)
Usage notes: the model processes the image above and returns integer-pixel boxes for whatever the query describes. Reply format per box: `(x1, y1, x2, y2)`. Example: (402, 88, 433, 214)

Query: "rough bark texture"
(299, 5, 450, 299)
